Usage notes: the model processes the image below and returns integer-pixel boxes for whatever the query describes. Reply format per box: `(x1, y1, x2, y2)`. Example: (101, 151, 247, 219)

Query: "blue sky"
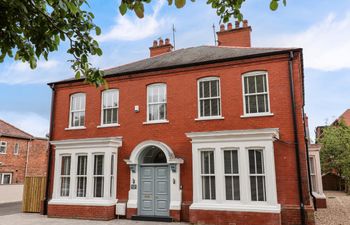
(0, 0, 349, 141)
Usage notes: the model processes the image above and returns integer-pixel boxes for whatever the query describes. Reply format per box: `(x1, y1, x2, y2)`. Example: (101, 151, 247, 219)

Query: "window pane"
(250, 177, 257, 201)
(94, 177, 104, 197)
(225, 176, 233, 200)
(257, 176, 266, 201)
(211, 99, 220, 116)
(248, 96, 257, 113)
(203, 81, 210, 98)
(61, 156, 71, 175)
(233, 176, 240, 200)
(256, 75, 265, 93)
(224, 151, 232, 174)
(159, 104, 166, 120)
(203, 99, 211, 117)
(60, 177, 70, 197)
(210, 80, 219, 97)
(257, 95, 266, 113)
(256, 150, 264, 174)
(94, 155, 104, 175)
(232, 151, 238, 174)
(210, 176, 216, 199)
(249, 151, 256, 174)
(265, 95, 269, 112)
(202, 176, 210, 199)
(77, 155, 87, 175)
(248, 76, 256, 94)
(77, 177, 87, 197)
(244, 77, 249, 94)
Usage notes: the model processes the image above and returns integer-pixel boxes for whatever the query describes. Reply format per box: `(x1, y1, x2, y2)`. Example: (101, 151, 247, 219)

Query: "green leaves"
(175, 0, 186, 8)
(119, 2, 127, 15)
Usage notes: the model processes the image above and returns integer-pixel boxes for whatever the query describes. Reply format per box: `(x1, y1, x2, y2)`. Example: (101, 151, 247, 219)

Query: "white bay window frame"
(241, 71, 273, 118)
(186, 128, 280, 213)
(50, 137, 122, 206)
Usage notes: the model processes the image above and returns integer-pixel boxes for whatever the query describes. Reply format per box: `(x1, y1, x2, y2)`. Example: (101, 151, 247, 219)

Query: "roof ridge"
(0, 119, 34, 138)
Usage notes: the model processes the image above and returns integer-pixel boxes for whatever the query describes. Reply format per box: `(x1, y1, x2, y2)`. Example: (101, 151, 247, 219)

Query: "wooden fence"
(22, 177, 46, 213)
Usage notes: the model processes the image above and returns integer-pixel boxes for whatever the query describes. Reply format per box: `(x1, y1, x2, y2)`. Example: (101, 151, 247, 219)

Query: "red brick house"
(0, 119, 48, 184)
(46, 21, 315, 225)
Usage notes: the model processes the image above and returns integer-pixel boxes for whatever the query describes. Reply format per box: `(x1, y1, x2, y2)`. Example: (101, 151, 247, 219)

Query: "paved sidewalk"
(0, 213, 188, 225)
(0, 202, 21, 216)
(315, 191, 350, 225)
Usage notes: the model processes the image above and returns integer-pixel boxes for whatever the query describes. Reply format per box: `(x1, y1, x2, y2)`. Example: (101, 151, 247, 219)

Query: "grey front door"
(139, 166, 169, 216)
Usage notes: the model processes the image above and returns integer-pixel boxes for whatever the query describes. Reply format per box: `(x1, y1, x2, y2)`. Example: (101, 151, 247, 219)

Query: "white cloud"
(0, 59, 71, 85)
(0, 111, 49, 137)
(98, 0, 171, 42)
(257, 12, 350, 71)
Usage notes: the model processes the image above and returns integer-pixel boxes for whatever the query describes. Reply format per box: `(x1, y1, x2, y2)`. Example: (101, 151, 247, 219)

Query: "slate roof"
(49, 45, 300, 85)
(0, 119, 33, 139)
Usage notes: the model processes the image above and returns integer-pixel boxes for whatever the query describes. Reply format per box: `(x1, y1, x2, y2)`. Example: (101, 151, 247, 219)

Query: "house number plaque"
(131, 184, 137, 189)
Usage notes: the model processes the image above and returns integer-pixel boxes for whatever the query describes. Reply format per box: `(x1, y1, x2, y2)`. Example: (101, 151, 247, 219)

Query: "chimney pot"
(227, 23, 233, 30)
(220, 24, 225, 31)
(159, 38, 164, 46)
(153, 40, 158, 47)
(165, 38, 170, 45)
(243, 20, 248, 28)
(235, 21, 240, 28)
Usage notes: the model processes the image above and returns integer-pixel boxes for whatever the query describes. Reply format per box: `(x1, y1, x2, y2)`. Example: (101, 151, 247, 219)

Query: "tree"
(320, 120, 350, 193)
(0, 0, 286, 86)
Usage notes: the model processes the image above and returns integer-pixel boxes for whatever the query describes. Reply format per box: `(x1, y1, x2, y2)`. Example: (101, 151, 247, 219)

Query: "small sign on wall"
(131, 184, 137, 189)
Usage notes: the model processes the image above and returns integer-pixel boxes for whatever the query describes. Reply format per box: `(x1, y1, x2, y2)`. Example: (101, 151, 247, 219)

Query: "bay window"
(309, 156, 317, 192)
(197, 77, 222, 118)
(242, 71, 271, 116)
(50, 137, 122, 206)
(187, 129, 280, 213)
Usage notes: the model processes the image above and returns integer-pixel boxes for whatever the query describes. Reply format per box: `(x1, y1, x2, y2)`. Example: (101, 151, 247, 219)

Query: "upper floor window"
(0, 141, 7, 154)
(69, 93, 86, 128)
(101, 89, 119, 125)
(242, 72, 270, 115)
(147, 83, 167, 122)
(198, 77, 221, 118)
(14, 143, 19, 155)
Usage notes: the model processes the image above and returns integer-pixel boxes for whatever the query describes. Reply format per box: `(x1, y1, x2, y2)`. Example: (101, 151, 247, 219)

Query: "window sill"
(240, 113, 274, 118)
(49, 198, 118, 206)
(0, 153, 7, 155)
(143, 120, 169, 125)
(195, 116, 224, 121)
(190, 202, 280, 213)
(97, 124, 120, 128)
(65, 126, 86, 131)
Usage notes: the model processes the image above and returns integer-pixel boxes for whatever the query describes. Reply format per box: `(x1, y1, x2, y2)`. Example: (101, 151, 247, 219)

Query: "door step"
(131, 215, 173, 222)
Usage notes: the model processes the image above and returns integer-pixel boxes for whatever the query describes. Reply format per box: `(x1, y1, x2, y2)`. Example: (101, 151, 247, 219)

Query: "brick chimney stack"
(217, 20, 252, 47)
(149, 38, 173, 57)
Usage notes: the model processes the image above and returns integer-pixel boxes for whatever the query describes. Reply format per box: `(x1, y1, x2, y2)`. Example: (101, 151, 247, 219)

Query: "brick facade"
(0, 120, 48, 184)
(47, 22, 314, 225)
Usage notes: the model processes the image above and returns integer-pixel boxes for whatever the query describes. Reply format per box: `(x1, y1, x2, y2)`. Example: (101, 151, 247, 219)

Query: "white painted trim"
(65, 126, 86, 131)
(195, 116, 225, 121)
(240, 113, 274, 118)
(241, 71, 272, 116)
(189, 202, 281, 213)
(143, 120, 169, 125)
(97, 124, 120, 128)
(0, 173, 12, 184)
(197, 76, 223, 119)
